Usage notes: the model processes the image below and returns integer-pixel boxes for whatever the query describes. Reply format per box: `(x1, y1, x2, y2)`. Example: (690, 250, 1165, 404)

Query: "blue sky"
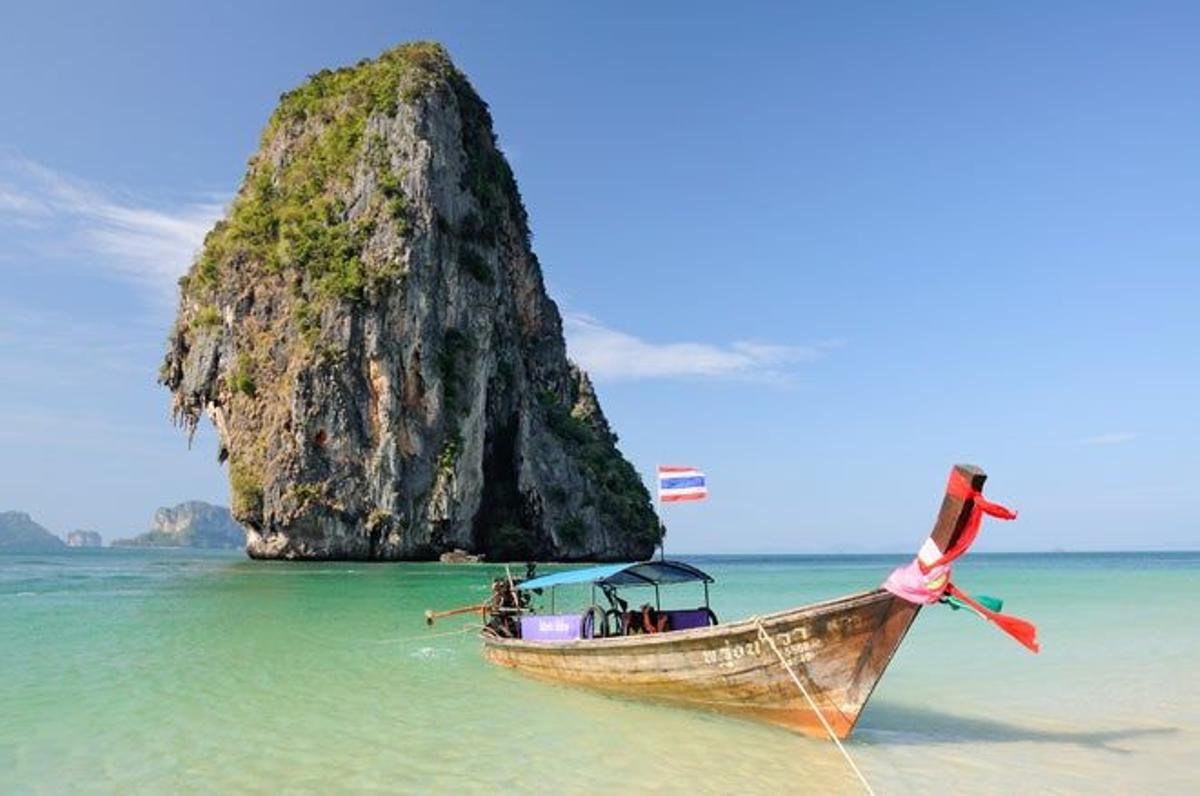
(1, 2, 1196, 550)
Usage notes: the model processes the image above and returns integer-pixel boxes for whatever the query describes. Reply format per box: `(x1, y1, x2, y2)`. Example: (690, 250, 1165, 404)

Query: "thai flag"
(658, 466, 708, 503)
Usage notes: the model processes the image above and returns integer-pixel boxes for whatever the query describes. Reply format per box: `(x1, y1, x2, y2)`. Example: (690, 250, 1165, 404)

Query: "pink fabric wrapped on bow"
(883, 559, 950, 604)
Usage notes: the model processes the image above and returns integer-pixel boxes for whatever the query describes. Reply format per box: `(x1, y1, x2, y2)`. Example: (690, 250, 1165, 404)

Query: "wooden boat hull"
(483, 588, 918, 738)
(481, 464, 991, 739)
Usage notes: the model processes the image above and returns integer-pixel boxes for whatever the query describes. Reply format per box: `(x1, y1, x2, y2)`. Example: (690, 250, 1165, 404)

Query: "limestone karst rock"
(0, 511, 65, 552)
(161, 43, 662, 561)
(113, 501, 244, 549)
(66, 530, 103, 547)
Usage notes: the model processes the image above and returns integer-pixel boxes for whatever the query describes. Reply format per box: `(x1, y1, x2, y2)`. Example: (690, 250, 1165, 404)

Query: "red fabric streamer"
(946, 584, 1041, 653)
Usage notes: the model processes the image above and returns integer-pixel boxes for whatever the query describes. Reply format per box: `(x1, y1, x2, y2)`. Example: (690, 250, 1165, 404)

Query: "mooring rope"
(375, 624, 478, 645)
(752, 617, 876, 796)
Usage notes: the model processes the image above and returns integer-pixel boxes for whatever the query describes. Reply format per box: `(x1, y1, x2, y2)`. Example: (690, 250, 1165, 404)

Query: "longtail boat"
(432, 465, 1039, 739)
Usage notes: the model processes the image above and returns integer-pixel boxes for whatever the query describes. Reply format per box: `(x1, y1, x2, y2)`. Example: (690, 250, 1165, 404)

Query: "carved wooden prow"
(925, 464, 987, 558)
(842, 464, 989, 731)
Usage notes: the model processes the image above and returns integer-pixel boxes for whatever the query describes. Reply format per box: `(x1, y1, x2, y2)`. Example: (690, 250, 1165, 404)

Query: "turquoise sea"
(2, 550, 1197, 794)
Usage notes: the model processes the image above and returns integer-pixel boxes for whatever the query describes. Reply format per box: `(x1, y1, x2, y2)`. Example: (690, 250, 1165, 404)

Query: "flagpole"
(655, 463, 665, 561)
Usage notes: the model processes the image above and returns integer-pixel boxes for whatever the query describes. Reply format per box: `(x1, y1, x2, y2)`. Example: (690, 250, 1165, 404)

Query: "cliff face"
(114, 501, 244, 549)
(66, 530, 103, 547)
(161, 43, 661, 561)
(0, 511, 65, 551)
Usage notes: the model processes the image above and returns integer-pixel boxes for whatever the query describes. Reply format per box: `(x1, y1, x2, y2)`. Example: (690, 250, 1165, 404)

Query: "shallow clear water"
(2, 550, 1197, 794)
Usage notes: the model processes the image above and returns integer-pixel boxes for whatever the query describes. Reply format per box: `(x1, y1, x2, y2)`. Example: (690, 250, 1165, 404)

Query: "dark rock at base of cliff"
(439, 548, 484, 563)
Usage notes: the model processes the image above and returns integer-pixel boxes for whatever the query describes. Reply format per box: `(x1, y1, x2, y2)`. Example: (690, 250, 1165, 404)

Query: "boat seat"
(662, 608, 717, 631)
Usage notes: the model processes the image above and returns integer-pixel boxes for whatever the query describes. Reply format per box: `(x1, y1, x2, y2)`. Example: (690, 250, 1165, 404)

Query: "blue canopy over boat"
(516, 560, 714, 591)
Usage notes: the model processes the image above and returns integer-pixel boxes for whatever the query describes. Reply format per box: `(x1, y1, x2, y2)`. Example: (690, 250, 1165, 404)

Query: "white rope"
(375, 624, 477, 645)
(753, 617, 876, 796)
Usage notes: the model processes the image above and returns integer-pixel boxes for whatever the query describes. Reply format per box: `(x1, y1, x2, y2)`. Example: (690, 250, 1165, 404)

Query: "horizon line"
(666, 548, 1200, 556)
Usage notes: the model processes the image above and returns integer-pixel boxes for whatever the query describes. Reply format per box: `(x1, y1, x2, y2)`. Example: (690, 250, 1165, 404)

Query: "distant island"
(113, 501, 245, 549)
(66, 530, 103, 547)
(0, 511, 66, 552)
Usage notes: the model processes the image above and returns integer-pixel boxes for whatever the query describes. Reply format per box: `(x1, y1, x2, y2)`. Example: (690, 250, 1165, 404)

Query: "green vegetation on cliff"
(541, 391, 663, 551)
(181, 41, 521, 309)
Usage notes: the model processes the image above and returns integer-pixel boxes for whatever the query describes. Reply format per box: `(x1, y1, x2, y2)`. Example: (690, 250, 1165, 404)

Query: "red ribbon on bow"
(920, 468, 1019, 573)
(924, 469, 1040, 654)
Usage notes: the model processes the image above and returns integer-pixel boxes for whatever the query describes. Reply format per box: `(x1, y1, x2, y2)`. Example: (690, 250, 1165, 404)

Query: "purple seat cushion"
(663, 609, 712, 630)
(520, 614, 583, 641)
